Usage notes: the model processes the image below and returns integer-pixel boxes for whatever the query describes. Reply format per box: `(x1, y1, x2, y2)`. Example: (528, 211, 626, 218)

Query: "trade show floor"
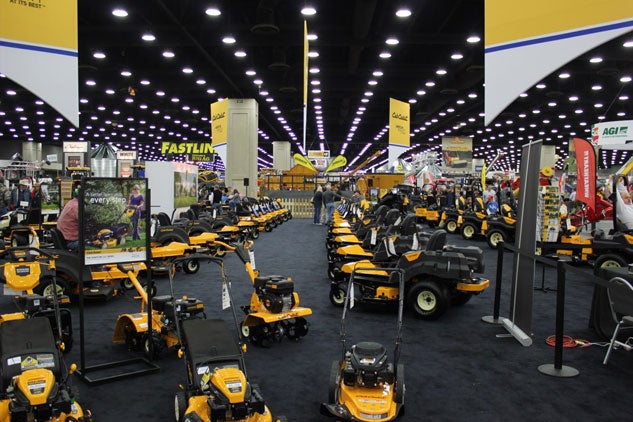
(6, 218, 633, 421)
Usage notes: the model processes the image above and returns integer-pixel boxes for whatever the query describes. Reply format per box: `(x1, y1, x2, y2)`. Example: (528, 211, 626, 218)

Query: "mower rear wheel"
(446, 219, 458, 234)
(35, 276, 70, 298)
(594, 254, 627, 270)
(265, 223, 273, 232)
(174, 391, 187, 422)
(329, 285, 346, 307)
(461, 223, 477, 240)
(240, 322, 250, 339)
(285, 317, 309, 340)
(183, 259, 199, 274)
(407, 281, 448, 320)
(486, 229, 506, 249)
(250, 228, 260, 239)
(328, 360, 340, 403)
(395, 364, 405, 403)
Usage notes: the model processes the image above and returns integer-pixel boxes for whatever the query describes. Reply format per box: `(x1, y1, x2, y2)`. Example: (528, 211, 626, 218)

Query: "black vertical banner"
(505, 140, 542, 346)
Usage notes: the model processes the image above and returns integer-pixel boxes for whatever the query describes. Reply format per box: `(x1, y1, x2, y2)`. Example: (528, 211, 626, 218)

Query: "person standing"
(0, 177, 9, 215)
(312, 185, 323, 224)
(322, 184, 341, 225)
(10, 180, 31, 210)
(208, 185, 223, 214)
(56, 195, 79, 251)
(127, 184, 145, 240)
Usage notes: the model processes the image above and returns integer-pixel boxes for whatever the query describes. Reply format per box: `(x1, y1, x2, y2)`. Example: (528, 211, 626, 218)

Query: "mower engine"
(9, 368, 72, 421)
(153, 296, 205, 326)
(208, 367, 266, 421)
(254, 276, 296, 314)
(343, 342, 394, 388)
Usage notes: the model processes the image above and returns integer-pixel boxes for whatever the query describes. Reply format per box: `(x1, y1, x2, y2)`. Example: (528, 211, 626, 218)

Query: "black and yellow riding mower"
(233, 243, 311, 347)
(0, 245, 73, 351)
(112, 255, 212, 358)
(321, 267, 406, 421)
(327, 209, 403, 256)
(173, 258, 286, 422)
(189, 204, 259, 241)
(329, 230, 490, 320)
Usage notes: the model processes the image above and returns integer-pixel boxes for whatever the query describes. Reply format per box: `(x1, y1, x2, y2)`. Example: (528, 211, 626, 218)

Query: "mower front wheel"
(35, 276, 70, 298)
(183, 259, 200, 274)
(594, 254, 627, 271)
(250, 228, 260, 239)
(329, 285, 346, 307)
(407, 281, 448, 320)
(328, 360, 340, 403)
(486, 229, 506, 249)
(461, 223, 477, 240)
(240, 322, 250, 339)
(445, 219, 458, 234)
(143, 330, 165, 359)
(174, 390, 187, 422)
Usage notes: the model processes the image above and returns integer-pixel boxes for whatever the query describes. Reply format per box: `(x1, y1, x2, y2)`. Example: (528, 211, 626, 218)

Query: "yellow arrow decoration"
(325, 155, 347, 172)
(293, 153, 317, 172)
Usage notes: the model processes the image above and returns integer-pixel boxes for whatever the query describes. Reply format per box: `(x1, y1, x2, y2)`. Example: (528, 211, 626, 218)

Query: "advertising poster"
(174, 169, 197, 209)
(82, 178, 148, 266)
(441, 136, 473, 172)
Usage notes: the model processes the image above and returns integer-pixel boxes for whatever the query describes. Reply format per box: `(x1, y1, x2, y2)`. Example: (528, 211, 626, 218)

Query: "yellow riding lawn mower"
(173, 258, 286, 422)
(234, 243, 312, 347)
(321, 268, 406, 421)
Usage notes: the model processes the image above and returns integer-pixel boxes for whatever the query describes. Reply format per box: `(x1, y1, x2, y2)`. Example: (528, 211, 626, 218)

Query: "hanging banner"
(161, 142, 214, 162)
(293, 153, 316, 172)
(388, 98, 410, 167)
(442, 136, 473, 172)
(0, 0, 78, 127)
(591, 120, 633, 148)
(325, 155, 347, 173)
(573, 137, 596, 213)
(485, 0, 633, 125)
(210, 98, 229, 166)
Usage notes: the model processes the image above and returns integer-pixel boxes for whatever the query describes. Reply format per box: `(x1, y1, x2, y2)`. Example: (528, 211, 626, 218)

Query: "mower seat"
(151, 295, 172, 312)
(155, 212, 172, 228)
(425, 229, 447, 252)
(443, 245, 485, 273)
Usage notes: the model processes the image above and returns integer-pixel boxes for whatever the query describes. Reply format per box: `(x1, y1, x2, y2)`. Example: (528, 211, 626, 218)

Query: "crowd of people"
(0, 177, 48, 215)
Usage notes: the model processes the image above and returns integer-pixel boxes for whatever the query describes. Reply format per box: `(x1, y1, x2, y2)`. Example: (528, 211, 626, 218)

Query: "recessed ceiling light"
(368, 80, 378, 86)
(451, 52, 463, 60)
(307, 33, 318, 41)
(234, 50, 247, 58)
(222, 35, 236, 44)
(120, 70, 132, 77)
(308, 51, 319, 58)
(466, 35, 481, 43)
(379, 52, 391, 59)
(205, 7, 221, 17)
(162, 51, 175, 58)
(417, 90, 426, 96)
(372, 70, 383, 77)
(245, 70, 256, 76)
(196, 79, 206, 85)
(623, 40, 633, 47)
(589, 56, 603, 63)
(301, 6, 316, 16)
(621, 75, 632, 83)
(386, 37, 399, 45)
(569, 95, 579, 101)
(141, 33, 155, 42)
(112, 8, 128, 17)
(436, 69, 447, 75)
(140, 80, 150, 85)
(395, 8, 412, 18)
(591, 84, 602, 90)
(559, 72, 571, 79)
(93, 52, 106, 59)
(519, 93, 528, 97)
(425, 81, 435, 87)
(182, 67, 193, 74)
(536, 83, 546, 89)
(309, 67, 320, 74)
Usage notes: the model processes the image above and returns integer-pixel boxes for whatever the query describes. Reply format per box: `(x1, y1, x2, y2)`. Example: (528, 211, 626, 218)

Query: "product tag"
(249, 250, 256, 270)
(221, 281, 230, 310)
(370, 228, 377, 245)
(349, 282, 355, 309)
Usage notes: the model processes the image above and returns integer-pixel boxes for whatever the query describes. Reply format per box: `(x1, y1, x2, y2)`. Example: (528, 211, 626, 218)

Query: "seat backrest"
(48, 227, 68, 250)
(156, 212, 172, 227)
(425, 229, 447, 251)
(607, 277, 633, 318)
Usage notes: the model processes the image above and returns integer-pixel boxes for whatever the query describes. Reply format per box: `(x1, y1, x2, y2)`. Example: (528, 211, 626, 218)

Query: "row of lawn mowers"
(326, 200, 491, 321)
(419, 190, 633, 273)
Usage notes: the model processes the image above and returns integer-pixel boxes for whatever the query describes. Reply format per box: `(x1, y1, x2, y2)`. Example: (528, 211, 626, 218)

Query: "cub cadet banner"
(82, 178, 148, 266)
(210, 98, 229, 166)
(388, 98, 410, 167)
(0, 0, 78, 127)
(485, 0, 633, 125)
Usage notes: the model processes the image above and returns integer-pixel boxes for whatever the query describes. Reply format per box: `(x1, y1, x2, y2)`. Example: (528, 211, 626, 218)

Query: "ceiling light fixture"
(112, 8, 128, 17)
(395, 8, 412, 18)
(222, 35, 236, 44)
(205, 7, 221, 17)
(466, 35, 481, 43)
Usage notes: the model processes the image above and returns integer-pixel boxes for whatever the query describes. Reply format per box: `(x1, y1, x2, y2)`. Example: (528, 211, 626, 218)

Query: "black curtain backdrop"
(2, 218, 632, 421)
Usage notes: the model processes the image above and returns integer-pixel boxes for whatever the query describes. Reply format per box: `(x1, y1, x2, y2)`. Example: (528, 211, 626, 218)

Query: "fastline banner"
(210, 98, 229, 166)
(0, 0, 78, 127)
(388, 98, 410, 168)
(485, 0, 633, 126)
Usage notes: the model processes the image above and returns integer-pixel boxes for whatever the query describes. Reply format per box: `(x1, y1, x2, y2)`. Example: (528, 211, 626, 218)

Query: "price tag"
(349, 282, 355, 309)
(249, 250, 256, 270)
(370, 228, 377, 245)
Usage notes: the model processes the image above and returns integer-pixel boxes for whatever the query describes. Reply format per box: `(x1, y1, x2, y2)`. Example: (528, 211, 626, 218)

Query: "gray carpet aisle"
(2, 218, 632, 421)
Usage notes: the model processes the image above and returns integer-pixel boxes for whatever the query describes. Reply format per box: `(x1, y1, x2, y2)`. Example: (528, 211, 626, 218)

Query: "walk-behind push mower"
(0, 246, 92, 420)
(234, 243, 311, 347)
(173, 259, 286, 422)
(321, 267, 406, 421)
(112, 256, 211, 358)
(0, 245, 73, 351)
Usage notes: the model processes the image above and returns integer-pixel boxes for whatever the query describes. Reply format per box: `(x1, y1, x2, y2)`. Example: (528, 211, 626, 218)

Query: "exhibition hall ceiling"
(0, 1, 632, 172)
